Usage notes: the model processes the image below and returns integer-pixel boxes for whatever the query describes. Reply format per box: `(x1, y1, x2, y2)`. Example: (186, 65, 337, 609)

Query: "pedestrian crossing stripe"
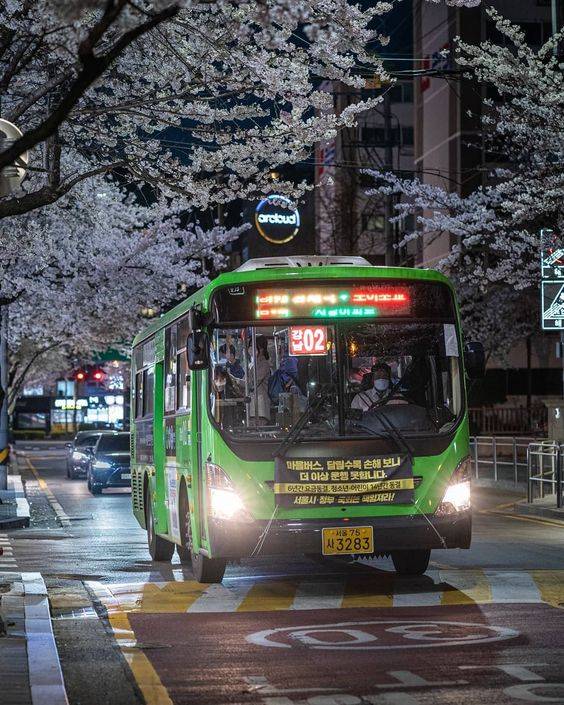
(88, 569, 564, 616)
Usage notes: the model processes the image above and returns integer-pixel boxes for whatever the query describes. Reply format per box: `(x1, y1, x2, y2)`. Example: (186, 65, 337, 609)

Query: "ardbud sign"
(255, 195, 300, 244)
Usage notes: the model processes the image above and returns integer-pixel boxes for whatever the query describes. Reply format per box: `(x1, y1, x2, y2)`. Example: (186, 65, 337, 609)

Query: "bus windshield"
(208, 320, 463, 442)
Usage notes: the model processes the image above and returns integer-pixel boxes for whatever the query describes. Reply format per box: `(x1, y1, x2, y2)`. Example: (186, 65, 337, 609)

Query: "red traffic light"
(75, 370, 86, 381)
(92, 370, 105, 381)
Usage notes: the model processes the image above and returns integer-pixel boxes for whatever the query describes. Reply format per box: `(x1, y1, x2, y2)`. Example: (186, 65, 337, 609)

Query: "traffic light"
(92, 369, 105, 382)
(74, 369, 87, 381)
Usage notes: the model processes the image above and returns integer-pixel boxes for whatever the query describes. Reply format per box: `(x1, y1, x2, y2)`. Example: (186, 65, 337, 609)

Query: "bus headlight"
(206, 463, 252, 522)
(437, 457, 471, 515)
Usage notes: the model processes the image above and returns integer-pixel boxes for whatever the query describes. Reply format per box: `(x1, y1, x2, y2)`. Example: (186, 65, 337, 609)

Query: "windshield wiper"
(272, 387, 330, 459)
(362, 408, 414, 464)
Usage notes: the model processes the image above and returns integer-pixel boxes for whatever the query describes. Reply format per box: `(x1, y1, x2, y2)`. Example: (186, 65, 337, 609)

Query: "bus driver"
(351, 363, 394, 412)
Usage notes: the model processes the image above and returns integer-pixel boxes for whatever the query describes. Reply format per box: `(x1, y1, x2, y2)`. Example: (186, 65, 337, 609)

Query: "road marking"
(21, 572, 69, 705)
(0, 533, 17, 568)
(23, 456, 71, 527)
(88, 570, 564, 616)
(439, 569, 492, 605)
(485, 571, 542, 603)
(246, 619, 520, 650)
(237, 580, 298, 612)
(484, 509, 564, 529)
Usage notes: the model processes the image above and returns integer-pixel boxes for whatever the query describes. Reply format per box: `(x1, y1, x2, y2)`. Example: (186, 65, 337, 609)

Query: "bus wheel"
(145, 486, 174, 562)
(176, 490, 192, 565)
(177, 489, 225, 582)
(391, 549, 430, 576)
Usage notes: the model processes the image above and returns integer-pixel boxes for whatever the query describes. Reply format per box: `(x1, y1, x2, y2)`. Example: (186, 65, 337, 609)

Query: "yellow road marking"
(440, 569, 492, 606)
(485, 510, 564, 529)
(107, 610, 173, 705)
(237, 580, 298, 612)
(531, 571, 564, 609)
(0, 447, 9, 463)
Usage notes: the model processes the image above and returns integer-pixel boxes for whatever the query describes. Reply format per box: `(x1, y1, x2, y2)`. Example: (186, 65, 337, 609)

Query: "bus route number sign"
(289, 326, 327, 356)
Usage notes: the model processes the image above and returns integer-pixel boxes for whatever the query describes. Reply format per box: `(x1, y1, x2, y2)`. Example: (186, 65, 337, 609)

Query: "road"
(4, 442, 564, 705)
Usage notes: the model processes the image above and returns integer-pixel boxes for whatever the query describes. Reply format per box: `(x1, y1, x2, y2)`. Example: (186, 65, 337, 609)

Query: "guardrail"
(527, 441, 563, 509)
(470, 436, 538, 485)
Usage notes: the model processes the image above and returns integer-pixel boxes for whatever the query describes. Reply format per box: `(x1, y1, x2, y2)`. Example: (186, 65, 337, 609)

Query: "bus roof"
(132, 263, 453, 348)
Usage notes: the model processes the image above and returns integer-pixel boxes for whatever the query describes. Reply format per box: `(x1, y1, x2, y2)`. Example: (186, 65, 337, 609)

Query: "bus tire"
(177, 487, 226, 582)
(176, 488, 192, 565)
(391, 549, 430, 576)
(145, 484, 174, 562)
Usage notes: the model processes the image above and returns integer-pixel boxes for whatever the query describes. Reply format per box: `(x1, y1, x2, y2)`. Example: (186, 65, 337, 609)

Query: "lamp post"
(0, 118, 28, 490)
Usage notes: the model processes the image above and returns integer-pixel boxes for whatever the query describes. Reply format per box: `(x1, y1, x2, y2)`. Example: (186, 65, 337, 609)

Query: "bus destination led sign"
(255, 286, 410, 320)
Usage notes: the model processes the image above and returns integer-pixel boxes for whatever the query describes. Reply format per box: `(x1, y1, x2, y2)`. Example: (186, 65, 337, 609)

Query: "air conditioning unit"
(235, 256, 372, 272)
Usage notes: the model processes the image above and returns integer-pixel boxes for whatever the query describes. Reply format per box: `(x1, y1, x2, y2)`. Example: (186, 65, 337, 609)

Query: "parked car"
(65, 431, 108, 479)
(87, 432, 131, 495)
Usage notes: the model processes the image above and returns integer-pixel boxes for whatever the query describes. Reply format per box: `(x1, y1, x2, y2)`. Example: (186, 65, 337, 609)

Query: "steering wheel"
(366, 390, 411, 411)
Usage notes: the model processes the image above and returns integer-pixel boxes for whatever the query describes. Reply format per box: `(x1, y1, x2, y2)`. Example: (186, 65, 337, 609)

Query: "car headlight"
(93, 461, 111, 470)
(206, 463, 252, 522)
(436, 457, 471, 515)
(72, 451, 87, 461)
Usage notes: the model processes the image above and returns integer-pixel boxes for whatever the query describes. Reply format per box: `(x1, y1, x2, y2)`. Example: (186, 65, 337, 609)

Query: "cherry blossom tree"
(366, 8, 563, 359)
(2, 168, 245, 402)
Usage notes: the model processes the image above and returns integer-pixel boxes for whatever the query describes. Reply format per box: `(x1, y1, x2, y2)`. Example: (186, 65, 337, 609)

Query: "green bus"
(131, 256, 484, 582)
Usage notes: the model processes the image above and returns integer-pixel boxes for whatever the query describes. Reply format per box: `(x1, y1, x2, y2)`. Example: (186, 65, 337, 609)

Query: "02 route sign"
(541, 228, 564, 330)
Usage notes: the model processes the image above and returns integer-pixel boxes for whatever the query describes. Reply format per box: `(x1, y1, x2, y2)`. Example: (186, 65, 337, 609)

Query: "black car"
(87, 432, 131, 495)
(65, 431, 108, 479)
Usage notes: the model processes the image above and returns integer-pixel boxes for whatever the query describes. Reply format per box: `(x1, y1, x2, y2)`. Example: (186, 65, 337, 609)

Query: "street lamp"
(0, 118, 28, 490)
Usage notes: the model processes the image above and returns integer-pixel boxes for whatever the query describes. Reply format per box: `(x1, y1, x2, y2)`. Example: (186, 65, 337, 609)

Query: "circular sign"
(255, 194, 300, 245)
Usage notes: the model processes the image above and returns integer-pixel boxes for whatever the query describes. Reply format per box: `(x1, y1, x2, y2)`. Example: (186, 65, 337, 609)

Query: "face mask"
(374, 378, 389, 392)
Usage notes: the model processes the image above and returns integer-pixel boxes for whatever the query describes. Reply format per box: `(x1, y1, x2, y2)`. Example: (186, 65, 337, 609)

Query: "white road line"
(291, 580, 345, 610)
(485, 571, 542, 603)
(393, 570, 443, 607)
(21, 572, 69, 705)
(187, 582, 253, 613)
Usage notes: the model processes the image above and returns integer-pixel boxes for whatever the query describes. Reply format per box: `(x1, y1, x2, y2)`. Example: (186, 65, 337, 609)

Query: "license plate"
(322, 526, 373, 556)
(121, 473, 131, 480)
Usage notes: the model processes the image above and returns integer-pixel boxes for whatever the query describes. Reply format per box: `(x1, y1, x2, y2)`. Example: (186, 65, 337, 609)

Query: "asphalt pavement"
(1, 441, 563, 705)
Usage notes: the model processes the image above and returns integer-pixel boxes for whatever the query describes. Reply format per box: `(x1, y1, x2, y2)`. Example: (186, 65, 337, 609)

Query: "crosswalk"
(89, 569, 564, 616)
(0, 533, 16, 570)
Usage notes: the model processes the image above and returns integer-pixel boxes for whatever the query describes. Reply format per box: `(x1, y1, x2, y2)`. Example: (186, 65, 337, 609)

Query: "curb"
(21, 572, 69, 705)
(514, 500, 564, 523)
(0, 454, 31, 529)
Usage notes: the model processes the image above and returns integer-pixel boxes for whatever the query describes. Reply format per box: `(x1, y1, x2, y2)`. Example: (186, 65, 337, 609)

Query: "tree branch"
(0, 3, 180, 174)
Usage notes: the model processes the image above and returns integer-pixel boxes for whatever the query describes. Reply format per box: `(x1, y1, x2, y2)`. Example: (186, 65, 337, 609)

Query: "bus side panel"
(187, 370, 206, 554)
(152, 359, 169, 537)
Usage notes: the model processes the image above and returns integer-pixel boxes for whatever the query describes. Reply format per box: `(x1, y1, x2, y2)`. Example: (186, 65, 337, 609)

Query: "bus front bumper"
(208, 510, 471, 559)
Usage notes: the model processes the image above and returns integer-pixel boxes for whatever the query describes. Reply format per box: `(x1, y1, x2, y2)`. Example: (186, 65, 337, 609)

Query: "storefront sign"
(274, 454, 414, 507)
(255, 195, 300, 244)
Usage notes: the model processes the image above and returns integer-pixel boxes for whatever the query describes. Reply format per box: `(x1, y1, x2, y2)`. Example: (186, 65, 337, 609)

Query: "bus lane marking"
(246, 619, 520, 650)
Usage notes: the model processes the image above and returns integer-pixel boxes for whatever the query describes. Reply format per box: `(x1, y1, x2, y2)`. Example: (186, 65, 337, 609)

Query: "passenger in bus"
(351, 363, 394, 412)
(219, 343, 245, 380)
(249, 335, 272, 425)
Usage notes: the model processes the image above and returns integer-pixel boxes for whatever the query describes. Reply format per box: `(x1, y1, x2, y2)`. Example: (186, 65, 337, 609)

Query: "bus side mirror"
(464, 342, 485, 379)
(187, 331, 210, 371)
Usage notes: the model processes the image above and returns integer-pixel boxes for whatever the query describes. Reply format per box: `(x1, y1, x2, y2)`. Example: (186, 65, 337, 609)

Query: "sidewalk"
(0, 451, 30, 529)
(514, 495, 564, 521)
(0, 572, 68, 705)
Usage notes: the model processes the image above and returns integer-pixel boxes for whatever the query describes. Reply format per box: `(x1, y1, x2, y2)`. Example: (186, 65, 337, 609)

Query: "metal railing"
(470, 436, 538, 485)
(469, 406, 547, 436)
(527, 441, 563, 508)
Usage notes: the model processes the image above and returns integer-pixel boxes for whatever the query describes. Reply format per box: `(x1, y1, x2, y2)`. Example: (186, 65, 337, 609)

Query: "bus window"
(135, 370, 143, 419)
(164, 326, 177, 413)
(142, 367, 154, 417)
(177, 347, 191, 411)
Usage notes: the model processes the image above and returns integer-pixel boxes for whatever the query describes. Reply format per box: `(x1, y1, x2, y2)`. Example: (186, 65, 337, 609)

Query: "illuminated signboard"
(254, 195, 300, 244)
(255, 286, 410, 320)
(289, 326, 328, 356)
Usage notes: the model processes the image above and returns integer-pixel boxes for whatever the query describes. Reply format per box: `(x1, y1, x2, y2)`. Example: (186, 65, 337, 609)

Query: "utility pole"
(0, 118, 29, 490)
(383, 90, 395, 266)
